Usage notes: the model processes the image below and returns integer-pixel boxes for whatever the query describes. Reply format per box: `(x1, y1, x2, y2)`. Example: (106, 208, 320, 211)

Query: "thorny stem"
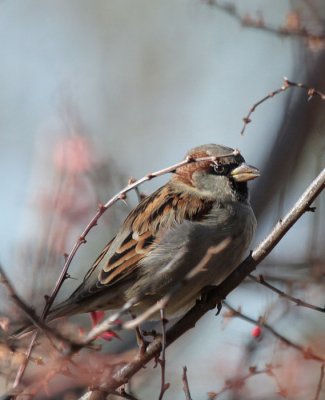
(240, 78, 325, 135)
(223, 301, 325, 363)
(249, 274, 325, 313)
(313, 364, 325, 400)
(158, 308, 169, 400)
(208, 365, 279, 399)
(206, 1, 325, 44)
(182, 367, 193, 400)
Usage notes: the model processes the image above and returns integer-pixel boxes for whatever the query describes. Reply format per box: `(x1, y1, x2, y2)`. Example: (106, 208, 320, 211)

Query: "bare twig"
(0, 266, 81, 393)
(109, 389, 139, 400)
(240, 82, 289, 135)
(206, 1, 325, 46)
(223, 301, 325, 363)
(313, 364, 325, 400)
(0, 265, 80, 349)
(0, 266, 51, 342)
(249, 274, 325, 313)
(13, 331, 38, 390)
(207, 365, 278, 399)
(240, 78, 325, 135)
(158, 308, 169, 400)
(182, 366, 192, 400)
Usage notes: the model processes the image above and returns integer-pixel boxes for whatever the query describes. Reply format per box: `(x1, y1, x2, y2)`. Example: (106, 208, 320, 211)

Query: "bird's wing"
(68, 184, 214, 303)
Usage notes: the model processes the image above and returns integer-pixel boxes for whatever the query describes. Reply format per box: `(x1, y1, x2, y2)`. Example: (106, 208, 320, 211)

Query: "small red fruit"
(251, 325, 262, 338)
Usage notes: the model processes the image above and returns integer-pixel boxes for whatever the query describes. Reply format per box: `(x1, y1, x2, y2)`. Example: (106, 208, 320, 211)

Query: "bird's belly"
(128, 203, 256, 319)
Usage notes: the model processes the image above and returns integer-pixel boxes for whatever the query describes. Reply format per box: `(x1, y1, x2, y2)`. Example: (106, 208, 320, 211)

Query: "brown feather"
(97, 183, 214, 287)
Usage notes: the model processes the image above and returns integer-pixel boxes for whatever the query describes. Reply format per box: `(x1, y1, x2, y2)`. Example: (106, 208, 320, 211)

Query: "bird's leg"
(129, 312, 148, 354)
(157, 308, 170, 400)
(216, 302, 223, 315)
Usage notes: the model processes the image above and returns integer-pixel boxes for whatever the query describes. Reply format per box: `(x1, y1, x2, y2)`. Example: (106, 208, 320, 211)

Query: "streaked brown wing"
(84, 183, 214, 290)
(82, 238, 114, 282)
(97, 186, 171, 286)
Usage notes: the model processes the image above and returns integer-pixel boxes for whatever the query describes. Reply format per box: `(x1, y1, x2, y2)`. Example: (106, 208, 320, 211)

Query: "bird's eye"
(213, 163, 226, 174)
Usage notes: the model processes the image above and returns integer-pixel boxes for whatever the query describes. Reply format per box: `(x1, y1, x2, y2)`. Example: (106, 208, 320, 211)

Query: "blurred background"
(0, 0, 324, 399)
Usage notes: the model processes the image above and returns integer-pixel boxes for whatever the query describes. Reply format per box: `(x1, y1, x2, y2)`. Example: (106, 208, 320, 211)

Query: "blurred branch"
(251, 53, 325, 218)
(0, 265, 70, 349)
(182, 367, 193, 400)
(223, 301, 325, 363)
(249, 274, 325, 312)
(158, 309, 169, 400)
(313, 364, 325, 400)
(207, 364, 279, 400)
(206, 0, 325, 48)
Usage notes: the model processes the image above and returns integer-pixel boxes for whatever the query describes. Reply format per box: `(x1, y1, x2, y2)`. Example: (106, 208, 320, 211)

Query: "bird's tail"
(11, 299, 83, 339)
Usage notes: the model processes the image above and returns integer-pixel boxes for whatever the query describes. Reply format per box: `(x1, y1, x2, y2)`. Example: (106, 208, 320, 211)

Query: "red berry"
(251, 326, 262, 338)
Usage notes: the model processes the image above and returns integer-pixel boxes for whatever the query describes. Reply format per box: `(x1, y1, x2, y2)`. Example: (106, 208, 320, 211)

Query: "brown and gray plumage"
(49, 144, 259, 320)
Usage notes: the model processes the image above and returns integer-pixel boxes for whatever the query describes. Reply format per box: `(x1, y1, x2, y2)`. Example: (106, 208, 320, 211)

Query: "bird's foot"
(199, 285, 222, 313)
(135, 326, 149, 354)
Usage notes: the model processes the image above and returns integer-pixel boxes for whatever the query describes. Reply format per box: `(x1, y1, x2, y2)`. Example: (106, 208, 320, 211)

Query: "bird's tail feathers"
(11, 299, 82, 340)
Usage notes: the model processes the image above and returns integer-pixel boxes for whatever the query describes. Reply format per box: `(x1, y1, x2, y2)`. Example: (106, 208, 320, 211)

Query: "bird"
(44, 143, 259, 323)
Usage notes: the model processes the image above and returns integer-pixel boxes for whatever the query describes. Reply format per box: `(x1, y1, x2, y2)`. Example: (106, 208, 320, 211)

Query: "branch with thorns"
(249, 274, 325, 313)
(223, 301, 325, 363)
(182, 366, 193, 400)
(205, 0, 325, 51)
(207, 364, 281, 400)
(313, 364, 325, 400)
(240, 78, 325, 135)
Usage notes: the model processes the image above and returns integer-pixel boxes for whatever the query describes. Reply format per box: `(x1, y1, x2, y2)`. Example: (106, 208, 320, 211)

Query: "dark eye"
(213, 163, 226, 175)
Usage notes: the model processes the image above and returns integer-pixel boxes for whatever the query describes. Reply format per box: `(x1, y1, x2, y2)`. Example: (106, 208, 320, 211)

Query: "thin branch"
(240, 82, 289, 135)
(223, 301, 325, 363)
(207, 365, 278, 399)
(240, 78, 325, 135)
(182, 367, 193, 400)
(158, 308, 169, 400)
(249, 274, 325, 313)
(0, 265, 80, 349)
(0, 266, 50, 341)
(313, 364, 325, 400)
(206, 1, 325, 45)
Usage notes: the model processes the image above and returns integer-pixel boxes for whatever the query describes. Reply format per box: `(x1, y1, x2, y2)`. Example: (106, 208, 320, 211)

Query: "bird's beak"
(230, 163, 260, 182)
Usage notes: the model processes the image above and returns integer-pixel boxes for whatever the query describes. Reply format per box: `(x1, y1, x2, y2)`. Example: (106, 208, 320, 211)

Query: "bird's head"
(172, 144, 260, 202)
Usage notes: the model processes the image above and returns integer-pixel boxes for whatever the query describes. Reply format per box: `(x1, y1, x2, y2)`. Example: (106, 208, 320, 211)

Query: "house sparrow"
(47, 144, 259, 321)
